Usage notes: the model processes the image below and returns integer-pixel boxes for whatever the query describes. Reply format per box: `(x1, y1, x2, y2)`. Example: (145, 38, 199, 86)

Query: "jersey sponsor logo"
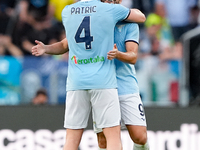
(71, 55, 78, 64)
(71, 55, 105, 64)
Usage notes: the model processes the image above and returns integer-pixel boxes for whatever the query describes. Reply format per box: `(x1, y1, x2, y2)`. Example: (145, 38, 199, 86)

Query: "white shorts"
(93, 93, 147, 133)
(64, 89, 121, 129)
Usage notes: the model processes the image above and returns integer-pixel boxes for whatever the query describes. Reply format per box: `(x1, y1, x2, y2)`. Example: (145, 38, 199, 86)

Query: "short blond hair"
(114, 0, 120, 4)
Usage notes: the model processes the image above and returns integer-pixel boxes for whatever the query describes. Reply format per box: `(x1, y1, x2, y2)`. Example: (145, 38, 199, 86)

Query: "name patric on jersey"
(71, 6, 96, 14)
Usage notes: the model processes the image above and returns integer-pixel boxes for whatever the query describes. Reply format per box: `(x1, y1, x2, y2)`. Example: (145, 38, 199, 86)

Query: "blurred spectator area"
(0, 56, 22, 105)
(0, 56, 68, 105)
(0, 0, 200, 106)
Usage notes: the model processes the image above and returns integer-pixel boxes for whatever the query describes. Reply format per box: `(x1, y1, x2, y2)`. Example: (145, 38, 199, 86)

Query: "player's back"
(62, 0, 129, 90)
(114, 23, 140, 95)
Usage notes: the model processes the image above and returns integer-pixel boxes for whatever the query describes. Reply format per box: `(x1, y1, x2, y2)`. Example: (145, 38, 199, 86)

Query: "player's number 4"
(75, 16, 93, 50)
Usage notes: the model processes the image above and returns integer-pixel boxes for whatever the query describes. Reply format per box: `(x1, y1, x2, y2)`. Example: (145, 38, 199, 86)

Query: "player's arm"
(32, 38, 69, 56)
(117, 41, 138, 64)
(107, 23, 139, 64)
(107, 42, 138, 64)
(112, 0, 145, 23)
(126, 9, 146, 23)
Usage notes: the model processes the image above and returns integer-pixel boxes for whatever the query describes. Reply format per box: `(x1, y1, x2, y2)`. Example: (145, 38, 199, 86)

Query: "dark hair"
(35, 88, 47, 96)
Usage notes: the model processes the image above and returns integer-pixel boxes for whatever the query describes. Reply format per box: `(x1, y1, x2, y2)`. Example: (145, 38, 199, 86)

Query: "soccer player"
(32, 1, 145, 149)
(93, 0, 150, 150)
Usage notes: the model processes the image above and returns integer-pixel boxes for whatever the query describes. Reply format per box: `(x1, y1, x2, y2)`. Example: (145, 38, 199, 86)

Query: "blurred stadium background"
(1, 0, 200, 149)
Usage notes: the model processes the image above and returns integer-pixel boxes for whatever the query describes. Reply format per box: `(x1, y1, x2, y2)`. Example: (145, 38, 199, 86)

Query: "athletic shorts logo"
(71, 55, 105, 64)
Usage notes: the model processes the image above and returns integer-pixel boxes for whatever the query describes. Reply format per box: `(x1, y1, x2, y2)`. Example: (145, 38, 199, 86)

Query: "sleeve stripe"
(125, 40, 139, 45)
(123, 10, 131, 21)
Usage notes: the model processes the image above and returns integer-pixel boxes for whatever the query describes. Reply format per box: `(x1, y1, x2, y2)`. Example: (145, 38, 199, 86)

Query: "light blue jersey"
(62, 0, 130, 91)
(114, 22, 140, 95)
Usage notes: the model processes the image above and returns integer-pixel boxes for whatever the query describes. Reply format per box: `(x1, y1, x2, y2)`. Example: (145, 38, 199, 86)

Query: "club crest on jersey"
(71, 55, 105, 64)
(116, 25, 124, 32)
